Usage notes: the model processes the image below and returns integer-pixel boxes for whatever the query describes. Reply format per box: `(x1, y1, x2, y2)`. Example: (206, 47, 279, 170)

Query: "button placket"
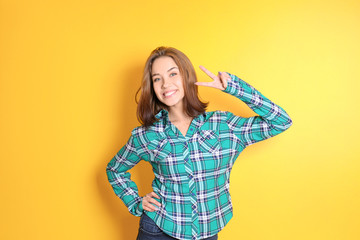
(183, 136, 200, 240)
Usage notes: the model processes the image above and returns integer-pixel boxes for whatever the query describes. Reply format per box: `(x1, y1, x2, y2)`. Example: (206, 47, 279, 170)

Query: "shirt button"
(190, 128, 194, 131)
(185, 158, 189, 162)
(191, 192, 195, 196)
(189, 175, 193, 179)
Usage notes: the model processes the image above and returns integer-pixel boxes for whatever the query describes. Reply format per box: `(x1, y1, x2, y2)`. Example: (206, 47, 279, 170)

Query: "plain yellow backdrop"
(1, 0, 359, 239)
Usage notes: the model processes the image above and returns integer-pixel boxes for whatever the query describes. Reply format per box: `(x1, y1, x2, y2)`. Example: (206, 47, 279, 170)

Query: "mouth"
(163, 90, 177, 98)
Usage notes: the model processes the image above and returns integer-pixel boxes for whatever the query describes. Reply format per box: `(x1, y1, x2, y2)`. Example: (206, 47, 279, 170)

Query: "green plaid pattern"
(106, 73, 292, 240)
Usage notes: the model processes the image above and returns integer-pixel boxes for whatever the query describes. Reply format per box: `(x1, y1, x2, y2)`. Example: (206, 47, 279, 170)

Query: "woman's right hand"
(142, 192, 162, 212)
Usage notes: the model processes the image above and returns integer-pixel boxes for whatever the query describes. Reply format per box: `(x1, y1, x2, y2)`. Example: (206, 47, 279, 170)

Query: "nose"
(161, 76, 171, 89)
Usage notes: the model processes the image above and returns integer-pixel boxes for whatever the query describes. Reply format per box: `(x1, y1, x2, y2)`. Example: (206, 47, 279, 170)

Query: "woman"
(106, 47, 293, 240)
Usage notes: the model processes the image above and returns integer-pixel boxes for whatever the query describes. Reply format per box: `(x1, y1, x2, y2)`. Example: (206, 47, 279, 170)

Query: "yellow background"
(1, 0, 359, 239)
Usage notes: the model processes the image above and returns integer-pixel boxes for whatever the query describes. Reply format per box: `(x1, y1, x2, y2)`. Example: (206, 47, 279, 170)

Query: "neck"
(168, 107, 191, 123)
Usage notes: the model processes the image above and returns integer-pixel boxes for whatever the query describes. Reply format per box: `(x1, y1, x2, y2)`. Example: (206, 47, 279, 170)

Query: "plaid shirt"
(106, 73, 292, 240)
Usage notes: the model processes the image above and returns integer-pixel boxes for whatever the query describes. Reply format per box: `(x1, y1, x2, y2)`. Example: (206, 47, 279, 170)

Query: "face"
(151, 56, 185, 110)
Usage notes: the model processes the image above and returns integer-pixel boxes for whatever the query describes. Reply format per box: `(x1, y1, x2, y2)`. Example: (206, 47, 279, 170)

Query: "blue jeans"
(136, 213, 218, 240)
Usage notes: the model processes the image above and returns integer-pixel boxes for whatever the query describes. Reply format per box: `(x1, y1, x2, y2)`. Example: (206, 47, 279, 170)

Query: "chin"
(163, 101, 181, 108)
(160, 98, 178, 105)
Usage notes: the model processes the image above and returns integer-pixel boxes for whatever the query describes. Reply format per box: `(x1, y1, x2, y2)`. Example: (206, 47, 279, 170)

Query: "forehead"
(151, 56, 178, 73)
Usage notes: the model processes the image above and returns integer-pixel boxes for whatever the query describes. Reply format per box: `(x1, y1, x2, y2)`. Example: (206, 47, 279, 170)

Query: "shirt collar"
(154, 109, 207, 135)
(155, 109, 168, 120)
(153, 109, 171, 135)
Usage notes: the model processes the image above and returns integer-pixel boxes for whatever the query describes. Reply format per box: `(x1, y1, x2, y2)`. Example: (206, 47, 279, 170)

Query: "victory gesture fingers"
(195, 65, 230, 90)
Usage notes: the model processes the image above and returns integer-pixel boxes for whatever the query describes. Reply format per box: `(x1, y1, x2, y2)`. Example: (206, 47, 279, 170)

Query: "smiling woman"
(136, 47, 208, 128)
(106, 46, 293, 240)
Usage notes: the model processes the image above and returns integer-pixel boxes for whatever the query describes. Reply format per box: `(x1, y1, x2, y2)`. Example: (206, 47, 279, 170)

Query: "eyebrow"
(152, 67, 178, 77)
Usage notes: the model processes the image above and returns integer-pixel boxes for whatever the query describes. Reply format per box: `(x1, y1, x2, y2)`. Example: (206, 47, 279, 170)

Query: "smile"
(163, 90, 177, 98)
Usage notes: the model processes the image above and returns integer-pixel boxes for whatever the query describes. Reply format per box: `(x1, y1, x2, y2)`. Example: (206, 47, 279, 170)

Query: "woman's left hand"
(195, 65, 230, 90)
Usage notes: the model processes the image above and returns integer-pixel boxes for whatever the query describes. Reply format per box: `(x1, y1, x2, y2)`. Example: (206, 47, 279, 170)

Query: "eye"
(153, 77, 160, 82)
(170, 72, 177, 77)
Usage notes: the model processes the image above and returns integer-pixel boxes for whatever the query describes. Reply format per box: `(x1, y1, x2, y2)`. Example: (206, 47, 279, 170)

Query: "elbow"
(105, 164, 112, 179)
(285, 117, 293, 130)
(271, 116, 293, 133)
(280, 116, 293, 132)
(106, 158, 116, 176)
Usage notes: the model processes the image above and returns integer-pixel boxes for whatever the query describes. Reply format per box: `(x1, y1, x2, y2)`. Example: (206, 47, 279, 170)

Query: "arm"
(106, 134, 144, 216)
(196, 66, 292, 147)
(223, 72, 293, 146)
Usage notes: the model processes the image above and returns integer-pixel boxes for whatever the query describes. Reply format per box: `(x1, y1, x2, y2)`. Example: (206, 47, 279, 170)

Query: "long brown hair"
(136, 46, 208, 127)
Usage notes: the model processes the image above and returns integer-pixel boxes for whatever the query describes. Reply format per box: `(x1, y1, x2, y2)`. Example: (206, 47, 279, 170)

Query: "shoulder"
(130, 125, 147, 137)
(203, 110, 245, 130)
(197, 111, 233, 132)
(131, 124, 155, 137)
(203, 110, 234, 121)
(130, 121, 165, 143)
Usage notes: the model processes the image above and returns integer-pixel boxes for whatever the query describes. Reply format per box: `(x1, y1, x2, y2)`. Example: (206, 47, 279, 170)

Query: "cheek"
(153, 84, 162, 98)
(176, 78, 185, 91)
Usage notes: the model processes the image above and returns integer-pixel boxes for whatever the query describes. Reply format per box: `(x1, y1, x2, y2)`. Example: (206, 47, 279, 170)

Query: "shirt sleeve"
(106, 133, 144, 216)
(223, 72, 293, 147)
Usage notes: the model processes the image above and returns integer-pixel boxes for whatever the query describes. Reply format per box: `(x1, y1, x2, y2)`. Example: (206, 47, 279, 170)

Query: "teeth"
(164, 90, 176, 97)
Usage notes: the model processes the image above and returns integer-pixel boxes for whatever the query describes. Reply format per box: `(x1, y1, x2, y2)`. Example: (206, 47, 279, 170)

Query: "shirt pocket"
(198, 130, 221, 153)
(147, 138, 186, 182)
(196, 130, 222, 170)
(147, 138, 172, 161)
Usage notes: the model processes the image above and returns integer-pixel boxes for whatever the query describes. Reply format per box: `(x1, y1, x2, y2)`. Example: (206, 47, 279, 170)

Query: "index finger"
(150, 192, 161, 199)
(199, 65, 217, 80)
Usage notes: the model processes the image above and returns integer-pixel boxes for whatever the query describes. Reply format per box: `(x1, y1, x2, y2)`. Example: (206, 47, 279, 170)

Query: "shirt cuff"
(133, 197, 144, 216)
(222, 72, 243, 96)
